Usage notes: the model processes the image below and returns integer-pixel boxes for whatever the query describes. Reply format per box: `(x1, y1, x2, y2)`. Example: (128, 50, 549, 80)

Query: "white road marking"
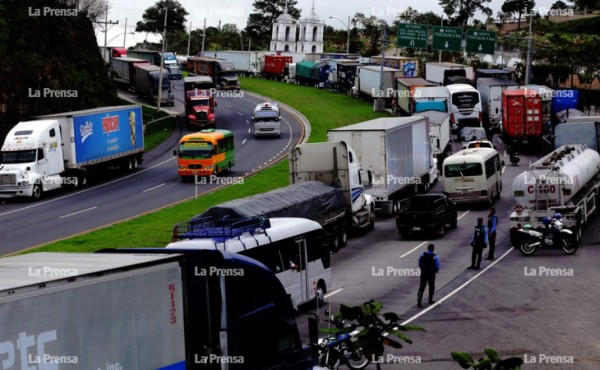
(457, 210, 470, 220)
(237, 112, 243, 116)
(226, 104, 232, 108)
(242, 138, 247, 144)
(324, 288, 343, 299)
(248, 128, 251, 134)
(502, 166, 506, 174)
(504, 150, 507, 157)
(400, 241, 428, 258)
(401, 248, 514, 325)
(143, 183, 166, 193)
(59, 206, 97, 219)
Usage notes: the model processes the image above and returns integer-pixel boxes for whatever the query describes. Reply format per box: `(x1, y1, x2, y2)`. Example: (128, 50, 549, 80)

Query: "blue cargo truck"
(127, 49, 183, 79)
(0, 250, 315, 370)
(0, 105, 144, 199)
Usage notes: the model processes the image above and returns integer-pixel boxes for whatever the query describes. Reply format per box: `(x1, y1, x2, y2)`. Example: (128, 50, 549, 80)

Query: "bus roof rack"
(172, 216, 271, 242)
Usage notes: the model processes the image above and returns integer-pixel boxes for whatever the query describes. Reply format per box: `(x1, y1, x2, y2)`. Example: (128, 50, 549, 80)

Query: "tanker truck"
(510, 144, 600, 246)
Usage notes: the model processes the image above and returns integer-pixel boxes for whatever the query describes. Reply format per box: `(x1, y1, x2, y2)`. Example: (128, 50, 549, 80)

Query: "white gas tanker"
(510, 144, 600, 246)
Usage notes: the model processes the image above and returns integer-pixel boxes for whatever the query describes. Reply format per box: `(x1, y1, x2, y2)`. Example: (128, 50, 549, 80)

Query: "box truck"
(0, 105, 144, 199)
(328, 117, 435, 215)
(413, 86, 450, 114)
(187, 56, 241, 90)
(477, 77, 519, 132)
(502, 89, 543, 148)
(203, 50, 264, 76)
(370, 56, 419, 77)
(419, 110, 452, 162)
(110, 56, 149, 88)
(264, 54, 293, 79)
(0, 250, 313, 370)
(396, 77, 438, 115)
(425, 62, 474, 85)
(127, 49, 182, 79)
(352, 65, 399, 100)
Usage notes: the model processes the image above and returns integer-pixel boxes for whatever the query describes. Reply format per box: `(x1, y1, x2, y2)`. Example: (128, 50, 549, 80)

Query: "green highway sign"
(397, 23, 428, 49)
(432, 26, 462, 52)
(465, 29, 497, 54)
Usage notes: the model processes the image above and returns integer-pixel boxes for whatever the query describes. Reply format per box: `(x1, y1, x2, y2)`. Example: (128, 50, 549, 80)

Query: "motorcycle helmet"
(542, 217, 551, 225)
(553, 213, 562, 220)
(523, 224, 533, 230)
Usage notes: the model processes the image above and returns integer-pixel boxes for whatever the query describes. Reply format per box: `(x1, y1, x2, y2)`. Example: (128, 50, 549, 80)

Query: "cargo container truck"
(0, 105, 144, 200)
(413, 86, 450, 114)
(522, 84, 555, 134)
(127, 49, 182, 79)
(183, 76, 217, 130)
(187, 56, 241, 90)
(370, 56, 419, 77)
(203, 50, 264, 76)
(476, 77, 519, 132)
(295, 60, 319, 85)
(328, 117, 435, 215)
(352, 66, 400, 100)
(0, 250, 314, 370)
(110, 56, 149, 88)
(551, 89, 579, 124)
(510, 144, 600, 246)
(502, 89, 543, 148)
(396, 77, 438, 115)
(335, 61, 360, 93)
(264, 54, 293, 79)
(475, 68, 515, 81)
(553, 121, 600, 151)
(425, 62, 474, 85)
(135, 64, 174, 106)
(418, 110, 452, 162)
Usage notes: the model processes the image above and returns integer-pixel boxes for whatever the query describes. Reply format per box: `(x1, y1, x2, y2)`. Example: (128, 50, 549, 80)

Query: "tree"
(550, 0, 571, 9)
(501, 0, 535, 29)
(573, 0, 600, 9)
(439, 0, 493, 27)
(244, 0, 301, 50)
(353, 13, 388, 57)
(135, 0, 188, 40)
(76, 0, 108, 23)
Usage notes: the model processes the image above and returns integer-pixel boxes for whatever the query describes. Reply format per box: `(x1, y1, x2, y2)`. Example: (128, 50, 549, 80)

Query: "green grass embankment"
(27, 78, 388, 253)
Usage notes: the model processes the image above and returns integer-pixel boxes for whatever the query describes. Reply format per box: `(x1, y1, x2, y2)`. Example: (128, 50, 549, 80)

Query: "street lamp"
(329, 16, 351, 55)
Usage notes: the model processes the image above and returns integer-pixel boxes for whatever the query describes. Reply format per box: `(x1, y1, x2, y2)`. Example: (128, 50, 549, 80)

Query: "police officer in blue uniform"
(469, 218, 488, 270)
(486, 208, 498, 260)
(418, 244, 440, 308)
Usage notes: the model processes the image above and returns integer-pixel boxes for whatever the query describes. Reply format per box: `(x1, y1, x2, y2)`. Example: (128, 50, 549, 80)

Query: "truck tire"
(449, 216, 458, 229)
(31, 182, 43, 200)
(399, 229, 409, 239)
(315, 281, 326, 307)
(338, 222, 348, 248)
(75, 172, 88, 189)
(366, 205, 375, 231)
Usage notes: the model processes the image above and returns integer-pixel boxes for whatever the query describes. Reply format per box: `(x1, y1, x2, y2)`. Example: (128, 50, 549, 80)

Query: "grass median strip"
(27, 78, 389, 253)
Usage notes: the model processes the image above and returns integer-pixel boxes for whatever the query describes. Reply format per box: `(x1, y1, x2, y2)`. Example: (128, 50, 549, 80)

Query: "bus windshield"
(452, 92, 479, 109)
(444, 162, 483, 177)
(179, 141, 213, 159)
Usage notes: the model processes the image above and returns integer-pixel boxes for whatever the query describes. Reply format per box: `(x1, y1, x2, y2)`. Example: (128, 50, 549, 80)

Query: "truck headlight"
(178, 166, 187, 170)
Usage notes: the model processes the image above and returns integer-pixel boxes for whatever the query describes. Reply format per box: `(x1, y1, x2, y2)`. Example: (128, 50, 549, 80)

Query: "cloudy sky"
(101, 0, 559, 49)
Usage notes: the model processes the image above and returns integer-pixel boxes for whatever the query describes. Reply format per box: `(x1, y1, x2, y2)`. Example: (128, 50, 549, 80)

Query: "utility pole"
(346, 16, 350, 55)
(201, 18, 206, 56)
(187, 21, 192, 56)
(157, 4, 168, 111)
(96, 4, 118, 61)
(524, 12, 533, 85)
(122, 18, 127, 47)
(438, 15, 443, 62)
(375, 25, 387, 112)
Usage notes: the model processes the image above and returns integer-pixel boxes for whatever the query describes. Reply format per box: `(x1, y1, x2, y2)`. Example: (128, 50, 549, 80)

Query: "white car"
(462, 140, 494, 150)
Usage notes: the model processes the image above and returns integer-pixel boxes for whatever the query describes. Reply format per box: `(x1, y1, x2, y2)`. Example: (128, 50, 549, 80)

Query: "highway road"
(0, 81, 307, 254)
(297, 135, 600, 369)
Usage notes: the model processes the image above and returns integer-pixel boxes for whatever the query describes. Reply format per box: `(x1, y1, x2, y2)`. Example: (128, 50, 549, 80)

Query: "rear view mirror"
(501, 160, 505, 167)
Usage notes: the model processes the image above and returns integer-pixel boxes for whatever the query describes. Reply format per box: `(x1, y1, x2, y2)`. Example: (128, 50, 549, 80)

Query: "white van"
(252, 102, 281, 137)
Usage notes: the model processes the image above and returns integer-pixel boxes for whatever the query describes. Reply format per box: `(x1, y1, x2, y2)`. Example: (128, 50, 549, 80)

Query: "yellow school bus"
(175, 129, 234, 180)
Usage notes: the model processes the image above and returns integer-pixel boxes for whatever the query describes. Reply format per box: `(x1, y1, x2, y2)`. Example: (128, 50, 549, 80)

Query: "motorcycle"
(515, 214, 576, 255)
(509, 151, 520, 165)
(315, 314, 370, 370)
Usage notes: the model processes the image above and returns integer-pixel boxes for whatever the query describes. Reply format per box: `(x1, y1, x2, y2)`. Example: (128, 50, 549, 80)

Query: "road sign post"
(396, 23, 428, 49)
(465, 29, 497, 54)
(432, 26, 462, 52)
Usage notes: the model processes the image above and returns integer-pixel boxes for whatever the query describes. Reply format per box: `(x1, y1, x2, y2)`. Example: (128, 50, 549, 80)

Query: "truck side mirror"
(173, 150, 177, 156)
(214, 100, 218, 107)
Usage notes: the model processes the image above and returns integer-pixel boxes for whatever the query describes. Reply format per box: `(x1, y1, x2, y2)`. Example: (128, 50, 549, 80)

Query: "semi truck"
(510, 144, 600, 246)
(477, 77, 519, 132)
(110, 56, 150, 89)
(553, 121, 600, 151)
(335, 61, 360, 93)
(413, 86, 449, 113)
(502, 89, 543, 148)
(551, 89, 579, 124)
(475, 68, 515, 81)
(264, 54, 293, 79)
(135, 64, 174, 106)
(127, 49, 183, 79)
(396, 77, 438, 115)
(295, 60, 319, 85)
(352, 65, 400, 100)
(370, 56, 419, 77)
(419, 110, 452, 163)
(425, 62, 474, 85)
(0, 250, 314, 370)
(0, 105, 144, 200)
(187, 56, 241, 90)
(184, 76, 217, 130)
(327, 117, 435, 215)
(203, 50, 264, 76)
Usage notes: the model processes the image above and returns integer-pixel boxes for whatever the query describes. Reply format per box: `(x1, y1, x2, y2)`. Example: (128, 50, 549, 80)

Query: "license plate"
(412, 226, 421, 231)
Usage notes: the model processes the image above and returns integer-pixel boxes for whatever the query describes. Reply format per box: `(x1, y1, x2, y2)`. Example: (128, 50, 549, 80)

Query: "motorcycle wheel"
(519, 240, 537, 256)
(561, 237, 578, 255)
(343, 347, 370, 370)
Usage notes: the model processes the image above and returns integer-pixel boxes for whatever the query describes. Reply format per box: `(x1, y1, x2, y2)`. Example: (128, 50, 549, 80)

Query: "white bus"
(167, 217, 332, 310)
(447, 84, 483, 132)
(442, 147, 503, 205)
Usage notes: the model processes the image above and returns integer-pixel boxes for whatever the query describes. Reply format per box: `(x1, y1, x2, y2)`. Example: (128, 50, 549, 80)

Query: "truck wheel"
(315, 281, 326, 307)
(366, 205, 375, 231)
(339, 222, 348, 248)
(438, 226, 445, 237)
(132, 156, 139, 170)
(332, 225, 342, 251)
(74, 173, 88, 189)
(450, 216, 458, 229)
(31, 183, 43, 200)
(399, 230, 409, 239)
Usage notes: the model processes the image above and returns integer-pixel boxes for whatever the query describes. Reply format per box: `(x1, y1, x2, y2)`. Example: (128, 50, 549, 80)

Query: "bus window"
(444, 163, 483, 177)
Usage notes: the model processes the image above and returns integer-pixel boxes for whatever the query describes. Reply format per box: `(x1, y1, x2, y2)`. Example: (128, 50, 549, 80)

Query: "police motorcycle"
(310, 312, 369, 370)
(510, 151, 520, 166)
(515, 213, 576, 255)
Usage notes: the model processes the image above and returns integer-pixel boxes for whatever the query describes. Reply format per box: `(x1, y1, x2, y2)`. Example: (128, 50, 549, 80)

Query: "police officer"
(486, 208, 498, 260)
(469, 218, 488, 270)
(417, 244, 440, 308)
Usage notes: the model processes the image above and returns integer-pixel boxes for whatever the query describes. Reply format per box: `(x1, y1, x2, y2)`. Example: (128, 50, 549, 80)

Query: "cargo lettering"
(0, 330, 57, 369)
(101, 115, 120, 135)
(80, 121, 94, 143)
(169, 284, 177, 324)
(527, 185, 556, 194)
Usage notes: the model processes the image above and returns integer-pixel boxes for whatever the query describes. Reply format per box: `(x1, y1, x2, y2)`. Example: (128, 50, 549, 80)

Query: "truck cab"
(252, 102, 281, 137)
(185, 90, 216, 130)
(0, 120, 65, 199)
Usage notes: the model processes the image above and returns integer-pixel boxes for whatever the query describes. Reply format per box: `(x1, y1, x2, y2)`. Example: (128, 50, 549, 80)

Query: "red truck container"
(502, 89, 543, 147)
(264, 55, 293, 79)
(186, 56, 240, 89)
